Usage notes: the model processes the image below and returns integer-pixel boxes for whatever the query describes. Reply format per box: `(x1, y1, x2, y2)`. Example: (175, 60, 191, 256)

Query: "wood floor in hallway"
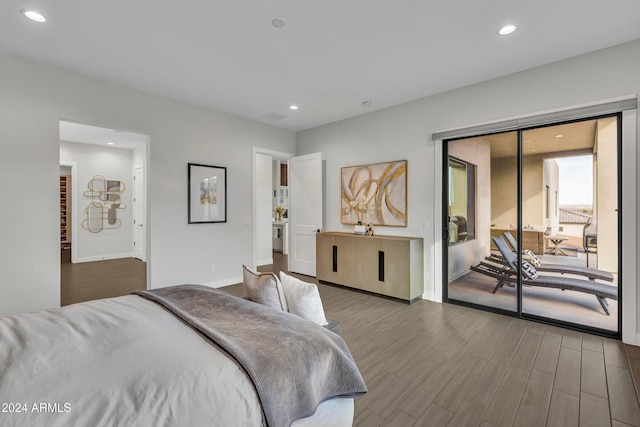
(61, 250, 146, 306)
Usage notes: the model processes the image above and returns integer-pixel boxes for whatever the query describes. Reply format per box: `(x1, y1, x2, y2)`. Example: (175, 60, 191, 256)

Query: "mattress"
(0, 294, 354, 427)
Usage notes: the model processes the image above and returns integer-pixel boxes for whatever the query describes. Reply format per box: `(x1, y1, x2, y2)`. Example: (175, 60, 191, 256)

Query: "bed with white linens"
(0, 285, 366, 427)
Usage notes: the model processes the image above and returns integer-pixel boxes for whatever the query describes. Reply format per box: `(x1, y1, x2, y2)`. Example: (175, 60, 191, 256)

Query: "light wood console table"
(316, 232, 424, 303)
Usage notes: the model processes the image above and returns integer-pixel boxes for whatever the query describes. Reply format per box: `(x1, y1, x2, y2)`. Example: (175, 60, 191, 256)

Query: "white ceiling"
(2, 1, 640, 132)
(60, 121, 148, 150)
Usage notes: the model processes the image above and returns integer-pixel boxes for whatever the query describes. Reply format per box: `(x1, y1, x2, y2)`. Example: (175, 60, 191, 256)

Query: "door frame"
(132, 164, 146, 261)
(434, 104, 637, 344)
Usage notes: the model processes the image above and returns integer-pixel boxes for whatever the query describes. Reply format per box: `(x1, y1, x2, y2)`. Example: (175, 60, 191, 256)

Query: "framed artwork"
(188, 163, 227, 224)
(341, 160, 407, 227)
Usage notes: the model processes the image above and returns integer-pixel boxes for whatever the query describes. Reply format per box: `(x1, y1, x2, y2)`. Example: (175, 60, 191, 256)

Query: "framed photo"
(341, 160, 407, 227)
(188, 163, 227, 224)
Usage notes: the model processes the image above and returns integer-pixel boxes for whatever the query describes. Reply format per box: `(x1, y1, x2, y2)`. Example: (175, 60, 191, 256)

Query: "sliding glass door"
(445, 131, 518, 314)
(444, 115, 620, 336)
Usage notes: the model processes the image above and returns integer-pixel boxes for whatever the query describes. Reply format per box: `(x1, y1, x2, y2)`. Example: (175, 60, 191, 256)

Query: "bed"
(0, 285, 366, 427)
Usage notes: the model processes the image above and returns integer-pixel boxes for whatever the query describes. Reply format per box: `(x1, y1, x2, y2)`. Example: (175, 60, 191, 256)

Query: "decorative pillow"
(242, 265, 288, 312)
(279, 272, 328, 326)
(523, 249, 541, 267)
(521, 260, 539, 280)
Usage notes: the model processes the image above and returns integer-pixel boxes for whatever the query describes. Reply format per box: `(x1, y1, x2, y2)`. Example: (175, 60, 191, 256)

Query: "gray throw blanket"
(134, 285, 367, 427)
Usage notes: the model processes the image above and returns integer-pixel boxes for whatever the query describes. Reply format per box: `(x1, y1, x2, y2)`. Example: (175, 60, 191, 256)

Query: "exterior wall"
(447, 138, 491, 280)
(491, 155, 549, 228)
(596, 117, 619, 272)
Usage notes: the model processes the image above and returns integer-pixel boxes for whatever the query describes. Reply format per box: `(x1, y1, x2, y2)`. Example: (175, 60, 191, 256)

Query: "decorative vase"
(365, 223, 374, 236)
(276, 212, 282, 221)
(354, 224, 366, 235)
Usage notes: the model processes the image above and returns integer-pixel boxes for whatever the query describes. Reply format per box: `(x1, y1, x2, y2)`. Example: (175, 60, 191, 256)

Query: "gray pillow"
(242, 265, 288, 312)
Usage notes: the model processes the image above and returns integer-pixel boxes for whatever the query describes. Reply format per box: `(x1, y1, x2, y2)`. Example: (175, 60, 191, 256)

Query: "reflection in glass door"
(444, 116, 620, 336)
(446, 132, 518, 314)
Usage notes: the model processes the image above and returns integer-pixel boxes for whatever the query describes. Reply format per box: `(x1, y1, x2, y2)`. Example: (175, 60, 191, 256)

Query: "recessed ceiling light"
(555, 134, 564, 138)
(20, 9, 46, 23)
(361, 101, 373, 107)
(289, 105, 298, 110)
(498, 24, 516, 35)
(107, 142, 115, 146)
(272, 19, 285, 28)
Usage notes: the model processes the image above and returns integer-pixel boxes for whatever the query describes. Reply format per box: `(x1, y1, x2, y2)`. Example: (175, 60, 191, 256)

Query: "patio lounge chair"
(471, 236, 618, 315)
(486, 231, 614, 282)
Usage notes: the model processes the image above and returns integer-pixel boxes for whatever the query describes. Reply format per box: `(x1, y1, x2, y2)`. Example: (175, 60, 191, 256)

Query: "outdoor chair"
(486, 231, 614, 282)
(470, 236, 618, 315)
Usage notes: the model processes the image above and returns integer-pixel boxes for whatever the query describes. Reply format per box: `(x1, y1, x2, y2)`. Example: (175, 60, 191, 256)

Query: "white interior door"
(133, 166, 145, 261)
(288, 152, 323, 276)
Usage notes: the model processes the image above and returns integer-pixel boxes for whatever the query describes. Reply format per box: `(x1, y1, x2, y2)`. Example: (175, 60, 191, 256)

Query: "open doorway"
(59, 120, 149, 305)
(253, 148, 294, 269)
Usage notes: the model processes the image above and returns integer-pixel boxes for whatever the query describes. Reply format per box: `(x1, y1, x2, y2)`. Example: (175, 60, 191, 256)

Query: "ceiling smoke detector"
(361, 101, 373, 107)
(271, 19, 285, 29)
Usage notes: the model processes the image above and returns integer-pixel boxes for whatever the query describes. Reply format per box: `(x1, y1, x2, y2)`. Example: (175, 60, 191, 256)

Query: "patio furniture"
(544, 235, 569, 256)
(490, 226, 545, 254)
(495, 232, 613, 282)
(583, 218, 598, 268)
(470, 236, 618, 315)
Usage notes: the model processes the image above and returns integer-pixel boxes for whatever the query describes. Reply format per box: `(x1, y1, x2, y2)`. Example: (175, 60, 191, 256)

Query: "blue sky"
(555, 155, 593, 206)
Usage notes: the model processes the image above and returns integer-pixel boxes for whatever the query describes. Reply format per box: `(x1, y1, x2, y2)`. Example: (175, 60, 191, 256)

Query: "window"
(448, 157, 476, 245)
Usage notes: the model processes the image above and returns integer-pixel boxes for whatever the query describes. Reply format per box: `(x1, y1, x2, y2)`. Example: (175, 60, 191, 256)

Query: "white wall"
(0, 52, 295, 316)
(296, 39, 640, 340)
(60, 141, 133, 261)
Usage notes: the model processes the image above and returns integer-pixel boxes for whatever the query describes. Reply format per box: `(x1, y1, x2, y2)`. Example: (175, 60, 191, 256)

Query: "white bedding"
(0, 295, 353, 427)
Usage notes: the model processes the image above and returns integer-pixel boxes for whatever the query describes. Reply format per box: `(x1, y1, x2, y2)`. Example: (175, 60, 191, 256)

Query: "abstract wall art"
(341, 160, 407, 227)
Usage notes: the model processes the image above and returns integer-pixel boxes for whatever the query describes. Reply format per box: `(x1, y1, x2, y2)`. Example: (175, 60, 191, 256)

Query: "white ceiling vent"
(262, 112, 288, 121)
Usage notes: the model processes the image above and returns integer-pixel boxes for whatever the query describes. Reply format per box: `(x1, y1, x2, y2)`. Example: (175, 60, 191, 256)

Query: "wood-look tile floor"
(224, 253, 640, 427)
(60, 250, 146, 306)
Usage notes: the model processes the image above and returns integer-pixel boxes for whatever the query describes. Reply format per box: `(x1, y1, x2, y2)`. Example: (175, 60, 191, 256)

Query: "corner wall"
(0, 53, 295, 316)
(296, 39, 640, 341)
(60, 141, 134, 261)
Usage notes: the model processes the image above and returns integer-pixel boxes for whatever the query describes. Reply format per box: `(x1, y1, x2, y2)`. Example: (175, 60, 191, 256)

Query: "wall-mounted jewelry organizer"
(81, 175, 126, 233)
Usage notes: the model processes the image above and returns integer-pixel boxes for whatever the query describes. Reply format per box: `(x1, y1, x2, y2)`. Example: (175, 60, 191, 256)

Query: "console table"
(316, 232, 424, 303)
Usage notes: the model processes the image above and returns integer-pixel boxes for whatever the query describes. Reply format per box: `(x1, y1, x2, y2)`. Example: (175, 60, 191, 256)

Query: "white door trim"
(133, 165, 146, 261)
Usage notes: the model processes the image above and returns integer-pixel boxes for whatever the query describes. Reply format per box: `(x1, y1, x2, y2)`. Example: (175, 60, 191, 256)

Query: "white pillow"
(242, 265, 288, 312)
(521, 260, 539, 280)
(279, 272, 328, 326)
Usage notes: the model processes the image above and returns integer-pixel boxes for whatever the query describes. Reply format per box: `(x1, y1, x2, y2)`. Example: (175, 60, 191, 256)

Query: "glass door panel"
(520, 118, 619, 334)
(446, 132, 518, 313)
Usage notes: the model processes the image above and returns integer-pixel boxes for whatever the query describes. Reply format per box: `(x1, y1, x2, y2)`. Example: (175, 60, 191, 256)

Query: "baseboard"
(202, 275, 243, 289)
(74, 253, 134, 263)
(422, 291, 440, 303)
(256, 258, 273, 267)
